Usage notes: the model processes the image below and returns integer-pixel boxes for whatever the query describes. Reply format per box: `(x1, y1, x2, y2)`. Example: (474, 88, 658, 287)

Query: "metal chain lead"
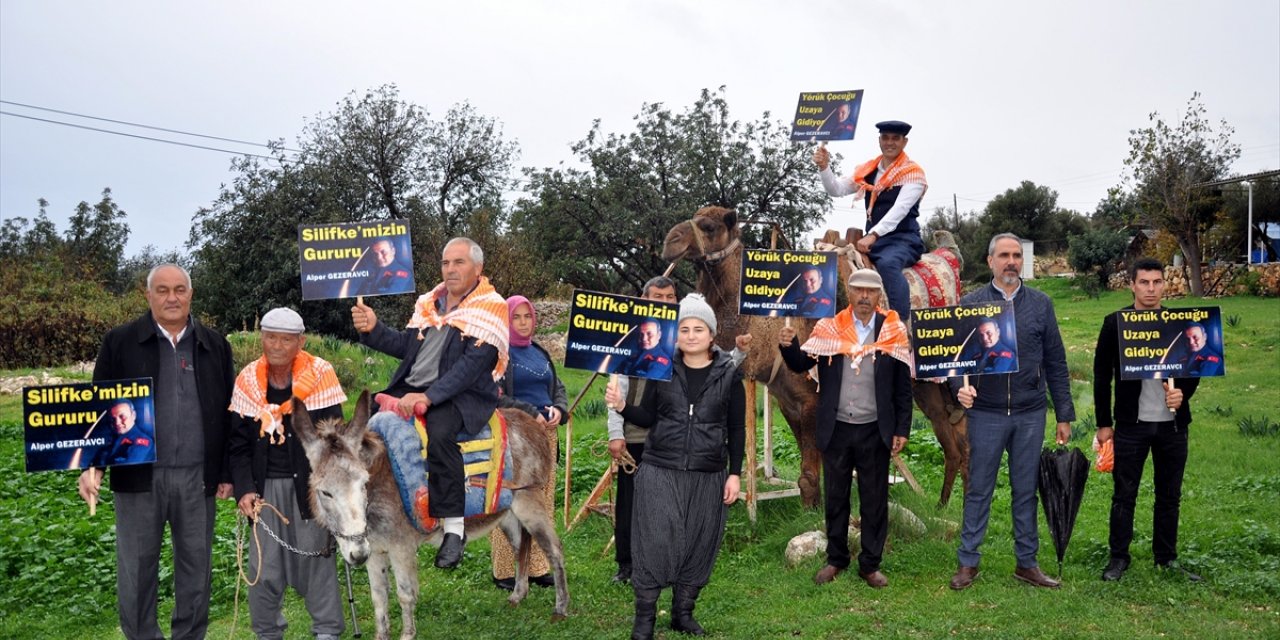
(256, 517, 333, 558)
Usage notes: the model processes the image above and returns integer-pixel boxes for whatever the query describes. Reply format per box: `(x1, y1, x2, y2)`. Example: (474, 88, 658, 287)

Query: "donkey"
(292, 391, 569, 640)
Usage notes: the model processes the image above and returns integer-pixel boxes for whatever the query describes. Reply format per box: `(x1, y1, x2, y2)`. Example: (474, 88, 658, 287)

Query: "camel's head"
(292, 391, 379, 566)
(662, 206, 739, 263)
(931, 229, 963, 271)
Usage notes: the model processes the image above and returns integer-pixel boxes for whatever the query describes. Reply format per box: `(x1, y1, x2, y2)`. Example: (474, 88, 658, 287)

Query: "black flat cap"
(875, 120, 912, 135)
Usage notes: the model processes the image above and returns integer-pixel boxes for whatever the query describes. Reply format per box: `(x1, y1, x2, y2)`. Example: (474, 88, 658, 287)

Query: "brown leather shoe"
(813, 564, 845, 585)
(858, 569, 888, 589)
(1013, 566, 1061, 589)
(949, 566, 980, 590)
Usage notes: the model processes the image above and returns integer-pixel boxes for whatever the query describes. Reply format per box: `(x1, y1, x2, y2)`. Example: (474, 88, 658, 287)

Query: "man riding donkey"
(350, 237, 509, 569)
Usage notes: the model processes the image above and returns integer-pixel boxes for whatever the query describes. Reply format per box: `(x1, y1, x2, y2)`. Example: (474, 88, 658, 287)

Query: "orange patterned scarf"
(407, 275, 510, 379)
(800, 307, 915, 373)
(851, 151, 928, 214)
(229, 350, 347, 444)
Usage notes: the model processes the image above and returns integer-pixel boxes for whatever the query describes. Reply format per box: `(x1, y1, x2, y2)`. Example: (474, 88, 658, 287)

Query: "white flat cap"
(261, 307, 305, 334)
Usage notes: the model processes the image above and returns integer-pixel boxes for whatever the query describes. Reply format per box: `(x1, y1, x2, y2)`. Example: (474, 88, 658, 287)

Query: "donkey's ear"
(292, 396, 319, 449)
(350, 389, 371, 435)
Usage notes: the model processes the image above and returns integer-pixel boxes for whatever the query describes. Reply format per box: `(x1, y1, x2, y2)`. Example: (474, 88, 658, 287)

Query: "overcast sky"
(2, 0, 1277, 255)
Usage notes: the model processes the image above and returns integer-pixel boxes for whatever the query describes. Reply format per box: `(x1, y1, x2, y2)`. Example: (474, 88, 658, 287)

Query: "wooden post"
(562, 416, 573, 527)
(891, 453, 924, 495)
(763, 390, 774, 479)
(744, 380, 758, 523)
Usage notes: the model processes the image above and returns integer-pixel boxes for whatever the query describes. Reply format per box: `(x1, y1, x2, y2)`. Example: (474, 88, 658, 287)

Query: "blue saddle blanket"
(368, 410, 513, 534)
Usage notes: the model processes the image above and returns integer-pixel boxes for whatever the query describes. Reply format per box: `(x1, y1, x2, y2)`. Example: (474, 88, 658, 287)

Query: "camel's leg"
(366, 549, 394, 640)
(388, 542, 420, 640)
(913, 381, 969, 508)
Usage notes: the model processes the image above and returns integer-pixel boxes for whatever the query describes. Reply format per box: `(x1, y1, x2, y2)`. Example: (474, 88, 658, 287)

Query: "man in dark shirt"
(1094, 258, 1202, 583)
(351, 237, 507, 570)
(77, 263, 235, 640)
(973, 317, 1017, 374)
(91, 400, 155, 467)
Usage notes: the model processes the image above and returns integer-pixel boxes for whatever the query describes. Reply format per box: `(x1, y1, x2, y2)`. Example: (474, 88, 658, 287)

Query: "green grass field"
(1, 281, 1277, 639)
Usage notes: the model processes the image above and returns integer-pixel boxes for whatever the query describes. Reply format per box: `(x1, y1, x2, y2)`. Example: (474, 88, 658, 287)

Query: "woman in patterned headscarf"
(488, 295, 567, 591)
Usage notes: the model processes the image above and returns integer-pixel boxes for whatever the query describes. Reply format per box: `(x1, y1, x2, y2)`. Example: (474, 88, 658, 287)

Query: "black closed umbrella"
(1038, 446, 1090, 576)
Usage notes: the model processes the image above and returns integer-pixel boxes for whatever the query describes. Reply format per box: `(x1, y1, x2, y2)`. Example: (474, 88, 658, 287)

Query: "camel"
(661, 206, 970, 507)
(292, 392, 569, 640)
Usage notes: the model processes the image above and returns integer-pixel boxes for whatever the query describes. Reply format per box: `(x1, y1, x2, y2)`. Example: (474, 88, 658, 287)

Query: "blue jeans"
(868, 231, 924, 318)
(957, 409, 1046, 569)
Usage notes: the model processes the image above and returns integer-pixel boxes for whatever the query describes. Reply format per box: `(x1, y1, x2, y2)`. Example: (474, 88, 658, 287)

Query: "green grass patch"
(2, 288, 1279, 638)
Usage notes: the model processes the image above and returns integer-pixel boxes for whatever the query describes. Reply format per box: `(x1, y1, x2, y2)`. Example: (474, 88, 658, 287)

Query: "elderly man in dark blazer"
(778, 268, 912, 588)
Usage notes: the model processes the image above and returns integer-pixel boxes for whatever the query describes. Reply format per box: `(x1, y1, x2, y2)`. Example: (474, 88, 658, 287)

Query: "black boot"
(670, 584, 706, 636)
(631, 588, 660, 640)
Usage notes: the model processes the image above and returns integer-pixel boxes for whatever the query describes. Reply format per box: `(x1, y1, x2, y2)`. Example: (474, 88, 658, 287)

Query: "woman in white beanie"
(606, 293, 745, 639)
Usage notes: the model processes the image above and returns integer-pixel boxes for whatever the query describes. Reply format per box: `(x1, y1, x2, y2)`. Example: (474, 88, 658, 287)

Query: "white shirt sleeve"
(868, 182, 926, 238)
(819, 168, 858, 197)
(606, 376, 630, 440)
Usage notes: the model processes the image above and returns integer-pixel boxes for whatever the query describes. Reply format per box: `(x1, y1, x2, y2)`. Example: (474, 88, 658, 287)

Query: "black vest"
(642, 352, 739, 473)
(864, 167, 921, 236)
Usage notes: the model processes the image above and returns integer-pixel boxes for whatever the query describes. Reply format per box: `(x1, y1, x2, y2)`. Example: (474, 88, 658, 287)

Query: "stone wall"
(1107, 263, 1280, 297)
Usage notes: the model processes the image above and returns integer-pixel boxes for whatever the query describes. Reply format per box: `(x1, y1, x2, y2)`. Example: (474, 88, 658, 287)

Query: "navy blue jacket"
(780, 311, 913, 451)
(950, 282, 1076, 422)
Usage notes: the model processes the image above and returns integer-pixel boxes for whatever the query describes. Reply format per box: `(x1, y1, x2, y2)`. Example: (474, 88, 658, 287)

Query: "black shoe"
(613, 563, 632, 584)
(493, 576, 515, 591)
(1102, 558, 1129, 582)
(1156, 559, 1202, 582)
(531, 573, 556, 588)
(435, 532, 465, 569)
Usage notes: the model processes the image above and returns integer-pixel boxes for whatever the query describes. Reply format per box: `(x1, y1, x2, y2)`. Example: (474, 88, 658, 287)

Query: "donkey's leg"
(520, 509, 570, 620)
(497, 515, 529, 605)
(389, 540, 421, 640)
(366, 549, 394, 640)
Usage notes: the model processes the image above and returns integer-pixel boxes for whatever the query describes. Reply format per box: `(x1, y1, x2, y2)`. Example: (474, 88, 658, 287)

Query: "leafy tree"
(1068, 227, 1128, 287)
(63, 188, 130, 285)
(0, 198, 62, 259)
(512, 87, 829, 293)
(978, 180, 1085, 253)
(921, 205, 988, 281)
(1092, 187, 1143, 231)
(188, 86, 519, 336)
(1125, 93, 1240, 296)
(1211, 174, 1280, 262)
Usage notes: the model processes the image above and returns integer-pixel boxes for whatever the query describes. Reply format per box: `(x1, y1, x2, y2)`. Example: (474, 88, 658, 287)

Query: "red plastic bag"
(1093, 438, 1114, 473)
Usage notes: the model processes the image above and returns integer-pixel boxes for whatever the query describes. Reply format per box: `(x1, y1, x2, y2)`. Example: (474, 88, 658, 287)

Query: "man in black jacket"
(1094, 257, 1201, 582)
(950, 233, 1074, 591)
(77, 263, 235, 640)
(778, 268, 912, 588)
(350, 237, 507, 570)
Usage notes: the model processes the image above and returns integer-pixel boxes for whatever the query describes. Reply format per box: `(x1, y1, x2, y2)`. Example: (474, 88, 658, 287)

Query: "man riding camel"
(815, 120, 927, 319)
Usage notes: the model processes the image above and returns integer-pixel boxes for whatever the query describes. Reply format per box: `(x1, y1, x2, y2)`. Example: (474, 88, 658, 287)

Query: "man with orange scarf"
(815, 120, 927, 319)
(777, 269, 913, 589)
(229, 307, 346, 640)
(351, 237, 509, 570)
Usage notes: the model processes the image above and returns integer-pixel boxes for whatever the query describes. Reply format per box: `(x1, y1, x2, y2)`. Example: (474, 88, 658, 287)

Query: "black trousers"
(614, 442, 645, 566)
(1109, 420, 1188, 564)
(823, 421, 890, 573)
(425, 402, 467, 518)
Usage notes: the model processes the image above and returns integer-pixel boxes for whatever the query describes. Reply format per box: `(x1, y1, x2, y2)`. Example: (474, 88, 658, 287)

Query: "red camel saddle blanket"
(369, 409, 514, 535)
